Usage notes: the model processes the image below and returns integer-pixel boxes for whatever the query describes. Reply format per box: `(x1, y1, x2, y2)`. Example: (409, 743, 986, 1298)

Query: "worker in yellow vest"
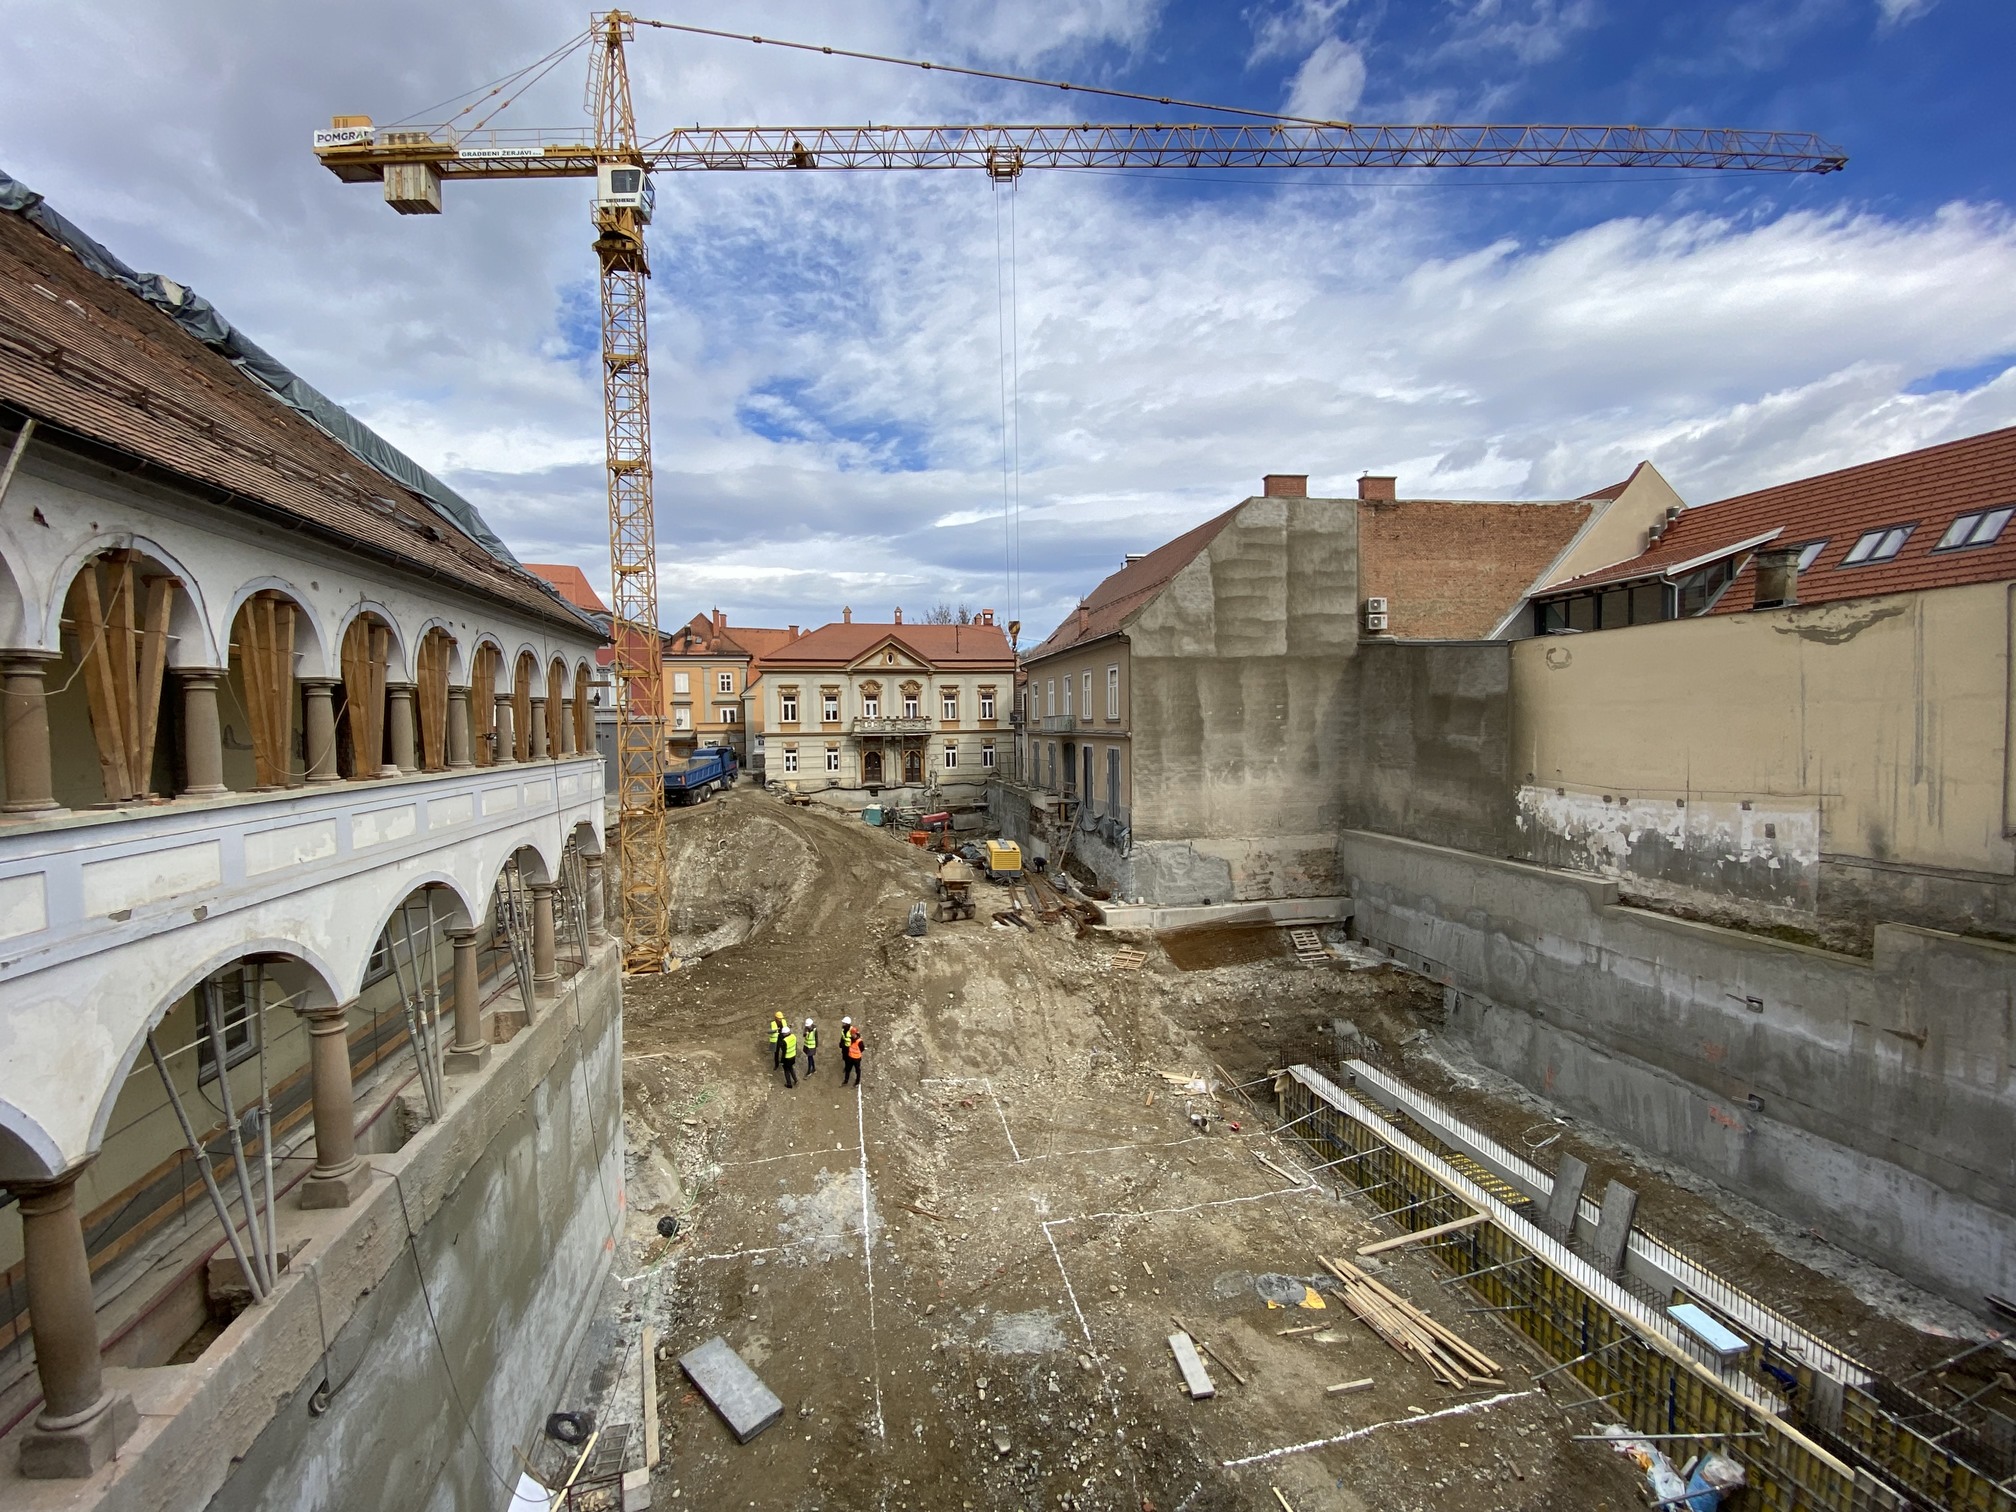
(780, 1021, 800, 1089)
(768, 1010, 787, 1067)
(840, 1017, 864, 1089)
(801, 1018, 818, 1077)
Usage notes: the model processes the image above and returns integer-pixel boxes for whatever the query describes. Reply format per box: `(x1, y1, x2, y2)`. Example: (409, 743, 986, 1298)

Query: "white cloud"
(1248, 0, 1352, 63)
(1876, 0, 1935, 27)
(2, 1, 2012, 644)
(1439, 0, 1600, 65)
(1284, 37, 1368, 121)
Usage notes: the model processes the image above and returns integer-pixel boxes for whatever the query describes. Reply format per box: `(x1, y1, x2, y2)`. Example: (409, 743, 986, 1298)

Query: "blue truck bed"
(663, 747, 738, 805)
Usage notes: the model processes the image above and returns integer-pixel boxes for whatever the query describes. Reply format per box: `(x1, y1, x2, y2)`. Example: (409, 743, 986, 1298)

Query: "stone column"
(296, 1003, 369, 1208)
(1, 651, 62, 816)
(385, 682, 418, 775)
(492, 695, 517, 766)
(444, 928, 490, 1073)
(585, 856, 607, 945)
(14, 1165, 137, 1478)
(176, 667, 229, 797)
(528, 698, 549, 760)
(301, 678, 340, 784)
(446, 686, 474, 769)
(530, 881, 559, 997)
(559, 703, 577, 757)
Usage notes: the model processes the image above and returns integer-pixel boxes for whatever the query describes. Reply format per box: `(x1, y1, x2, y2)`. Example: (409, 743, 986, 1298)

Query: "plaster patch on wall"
(482, 785, 519, 816)
(1516, 786, 1819, 912)
(520, 779, 554, 807)
(351, 804, 418, 850)
(83, 840, 221, 917)
(0, 873, 48, 940)
(560, 771, 596, 803)
(429, 793, 475, 830)
(245, 819, 339, 876)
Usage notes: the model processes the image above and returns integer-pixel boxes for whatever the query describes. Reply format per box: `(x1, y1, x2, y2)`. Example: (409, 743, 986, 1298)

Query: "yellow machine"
(983, 841, 1023, 882)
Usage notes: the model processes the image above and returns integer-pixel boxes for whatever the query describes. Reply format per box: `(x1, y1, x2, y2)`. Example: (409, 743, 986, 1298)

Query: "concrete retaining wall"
(1339, 828, 2016, 1313)
(1350, 641, 1513, 857)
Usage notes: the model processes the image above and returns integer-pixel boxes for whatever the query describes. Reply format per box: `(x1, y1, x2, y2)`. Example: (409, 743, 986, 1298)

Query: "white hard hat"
(804, 1017, 815, 1026)
(841, 1016, 852, 1025)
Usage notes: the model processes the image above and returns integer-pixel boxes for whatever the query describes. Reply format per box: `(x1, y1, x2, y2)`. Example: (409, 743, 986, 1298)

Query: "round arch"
(412, 618, 468, 684)
(0, 545, 29, 649)
(224, 577, 330, 678)
(43, 533, 222, 669)
(341, 875, 483, 1000)
(335, 599, 411, 683)
(568, 817, 605, 859)
(88, 942, 343, 1159)
(465, 633, 507, 696)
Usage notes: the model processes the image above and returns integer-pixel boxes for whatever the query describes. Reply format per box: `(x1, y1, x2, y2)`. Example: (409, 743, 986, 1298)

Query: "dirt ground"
(603, 787, 1990, 1511)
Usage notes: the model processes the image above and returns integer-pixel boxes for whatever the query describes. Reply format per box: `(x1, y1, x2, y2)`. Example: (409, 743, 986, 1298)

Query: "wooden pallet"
(1289, 927, 1329, 963)
(1110, 948, 1149, 971)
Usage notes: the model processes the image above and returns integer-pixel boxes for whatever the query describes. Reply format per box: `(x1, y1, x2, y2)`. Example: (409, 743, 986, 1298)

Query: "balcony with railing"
(1038, 714, 1077, 733)
(851, 716, 934, 735)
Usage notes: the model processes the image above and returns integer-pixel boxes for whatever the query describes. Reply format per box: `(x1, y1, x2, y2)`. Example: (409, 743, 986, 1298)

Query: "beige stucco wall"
(1023, 638, 1132, 809)
(1510, 583, 2015, 923)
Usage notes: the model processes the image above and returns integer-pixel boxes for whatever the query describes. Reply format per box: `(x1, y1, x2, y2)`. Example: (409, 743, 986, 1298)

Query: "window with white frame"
(718, 705, 739, 724)
(672, 707, 691, 730)
(717, 670, 734, 694)
(982, 741, 995, 769)
(1081, 671, 1092, 713)
(979, 688, 996, 720)
(1106, 665, 1119, 719)
(779, 690, 799, 723)
(822, 690, 840, 722)
(1046, 678, 1056, 716)
(672, 670, 690, 694)
(825, 746, 840, 772)
(782, 745, 799, 773)
(862, 692, 880, 718)
(941, 688, 957, 721)
(903, 692, 919, 719)
(943, 743, 958, 769)
(1062, 675, 1072, 717)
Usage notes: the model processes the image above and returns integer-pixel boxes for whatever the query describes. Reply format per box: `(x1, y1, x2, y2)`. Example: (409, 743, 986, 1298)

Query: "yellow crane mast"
(312, 12, 1845, 970)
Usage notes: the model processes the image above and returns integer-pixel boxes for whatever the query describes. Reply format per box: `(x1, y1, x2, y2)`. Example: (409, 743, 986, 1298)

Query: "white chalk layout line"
(985, 1076, 1023, 1162)
(983, 1133, 1213, 1168)
(856, 1084, 887, 1439)
(718, 1145, 862, 1168)
(1039, 1208, 1094, 1342)
(1220, 1389, 1535, 1467)
(615, 1236, 821, 1287)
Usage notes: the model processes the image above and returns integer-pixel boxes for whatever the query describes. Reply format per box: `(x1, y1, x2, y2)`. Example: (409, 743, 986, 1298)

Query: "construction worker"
(781, 1020, 799, 1089)
(769, 1010, 787, 1067)
(840, 1017, 864, 1088)
(801, 1018, 818, 1076)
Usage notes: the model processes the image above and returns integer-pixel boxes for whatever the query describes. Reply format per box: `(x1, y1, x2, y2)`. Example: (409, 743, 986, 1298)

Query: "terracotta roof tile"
(0, 209, 590, 633)
(524, 563, 609, 616)
(1545, 425, 2016, 611)
(760, 619, 1015, 669)
(1024, 504, 1244, 662)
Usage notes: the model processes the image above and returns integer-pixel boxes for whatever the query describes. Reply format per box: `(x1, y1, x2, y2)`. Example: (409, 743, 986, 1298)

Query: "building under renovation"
(0, 172, 619, 1504)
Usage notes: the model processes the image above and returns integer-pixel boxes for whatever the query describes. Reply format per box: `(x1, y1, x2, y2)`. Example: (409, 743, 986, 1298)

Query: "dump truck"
(663, 747, 738, 806)
(982, 839, 1023, 882)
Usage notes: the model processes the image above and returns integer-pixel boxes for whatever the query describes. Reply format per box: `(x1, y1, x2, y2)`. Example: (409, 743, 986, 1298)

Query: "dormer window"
(1841, 524, 1914, 566)
(1935, 507, 2013, 551)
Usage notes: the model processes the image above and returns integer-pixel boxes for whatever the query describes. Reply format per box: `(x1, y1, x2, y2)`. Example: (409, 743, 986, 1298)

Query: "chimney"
(788, 624, 799, 637)
(712, 608, 725, 635)
(892, 606, 903, 624)
(842, 606, 852, 623)
(1262, 473, 1308, 498)
(1124, 552, 1146, 565)
(1358, 474, 1397, 502)
(1752, 546, 1802, 609)
(978, 608, 994, 625)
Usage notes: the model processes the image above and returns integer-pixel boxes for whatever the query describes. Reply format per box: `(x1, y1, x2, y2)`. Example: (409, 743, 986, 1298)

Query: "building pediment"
(845, 635, 934, 674)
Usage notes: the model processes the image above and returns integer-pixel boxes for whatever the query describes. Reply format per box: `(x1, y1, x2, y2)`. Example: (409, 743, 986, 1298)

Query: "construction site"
(537, 789, 2007, 1512)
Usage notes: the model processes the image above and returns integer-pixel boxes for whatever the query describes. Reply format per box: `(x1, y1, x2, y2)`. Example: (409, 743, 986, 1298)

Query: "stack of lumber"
(1319, 1255, 1503, 1389)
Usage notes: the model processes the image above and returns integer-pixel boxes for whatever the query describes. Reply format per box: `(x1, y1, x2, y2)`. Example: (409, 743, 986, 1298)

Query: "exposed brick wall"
(1358, 499, 1593, 638)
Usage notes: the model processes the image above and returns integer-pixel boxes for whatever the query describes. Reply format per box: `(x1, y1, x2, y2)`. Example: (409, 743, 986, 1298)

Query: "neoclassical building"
(0, 172, 620, 1504)
(752, 609, 1014, 805)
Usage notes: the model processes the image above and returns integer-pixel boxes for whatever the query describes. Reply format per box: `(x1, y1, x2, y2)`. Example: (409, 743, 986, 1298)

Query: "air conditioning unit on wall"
(1364, 611, 1390, 632)
(1364, 596, 1389, 615)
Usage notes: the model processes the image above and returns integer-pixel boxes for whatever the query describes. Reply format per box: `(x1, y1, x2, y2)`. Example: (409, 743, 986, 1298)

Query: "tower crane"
(313, 12, 1846, 972)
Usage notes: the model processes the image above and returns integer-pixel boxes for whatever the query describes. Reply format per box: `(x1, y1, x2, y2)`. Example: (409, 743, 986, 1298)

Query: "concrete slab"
(678, 1336, 783, 1444)
(1592, 1181, 1639, 1278)
(1541, 1153, 1588, 1240)
(1168, 1332, 1215, 1400)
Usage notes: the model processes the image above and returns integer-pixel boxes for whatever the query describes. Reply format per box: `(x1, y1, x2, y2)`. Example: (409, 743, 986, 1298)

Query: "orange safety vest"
(843, 1028, 864, 1060)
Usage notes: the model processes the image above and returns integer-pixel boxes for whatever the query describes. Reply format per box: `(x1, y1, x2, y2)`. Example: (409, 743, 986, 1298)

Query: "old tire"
(546, 1411, 593, 1446)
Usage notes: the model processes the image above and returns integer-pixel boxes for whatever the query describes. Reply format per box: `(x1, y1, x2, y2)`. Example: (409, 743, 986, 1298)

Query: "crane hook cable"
(633, 16, 1376, 132)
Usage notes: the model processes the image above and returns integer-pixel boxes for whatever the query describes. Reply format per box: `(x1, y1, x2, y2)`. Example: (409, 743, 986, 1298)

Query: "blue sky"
(3, 0, 2013, 642)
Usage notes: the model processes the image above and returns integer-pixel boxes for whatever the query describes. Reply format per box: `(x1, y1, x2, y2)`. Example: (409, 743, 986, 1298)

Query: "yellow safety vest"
(783, 1031, 798, 1058)
(804, 1027, 817, 1051)
(768, 1018, 783, 1043)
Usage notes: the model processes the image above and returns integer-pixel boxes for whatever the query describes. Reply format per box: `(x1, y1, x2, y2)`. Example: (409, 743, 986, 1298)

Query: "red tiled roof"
(1358, 498, 1596, 638)
(1544, 425, 2016, 611)
(0, 210, 592, 634)
(760, 619, 1015, 669)
(1024, 504, 1244, 662)
(734, 625, 803, 661)
(525, 563, 609, 616)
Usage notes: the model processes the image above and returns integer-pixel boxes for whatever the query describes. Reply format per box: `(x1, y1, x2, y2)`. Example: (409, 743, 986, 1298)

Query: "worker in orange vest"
(840, 1016, 864, 1088)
